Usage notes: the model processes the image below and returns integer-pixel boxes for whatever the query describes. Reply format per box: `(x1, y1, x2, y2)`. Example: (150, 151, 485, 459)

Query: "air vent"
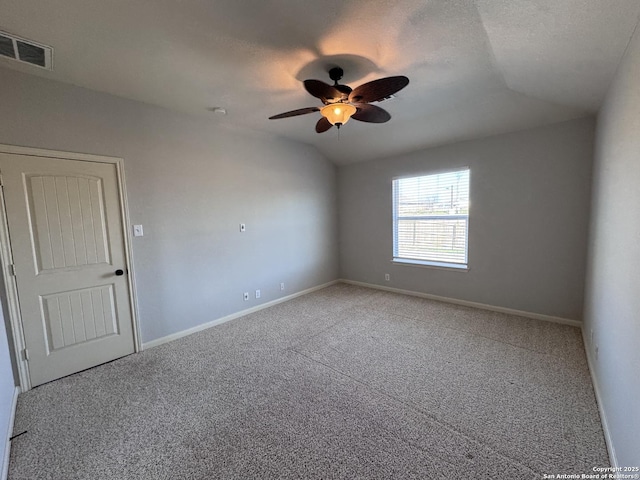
(0, 31, 53, 70)
(378, 94, 396, 102)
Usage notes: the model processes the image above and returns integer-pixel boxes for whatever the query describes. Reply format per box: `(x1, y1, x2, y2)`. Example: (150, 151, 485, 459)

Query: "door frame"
(0, 144, 142, 391)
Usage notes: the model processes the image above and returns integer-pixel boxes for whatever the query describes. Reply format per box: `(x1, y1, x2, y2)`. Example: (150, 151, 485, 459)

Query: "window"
(393, 168, 470, 269)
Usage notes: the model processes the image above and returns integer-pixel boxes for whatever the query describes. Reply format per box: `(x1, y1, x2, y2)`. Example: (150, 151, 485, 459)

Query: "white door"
(0, 153, 136, 387)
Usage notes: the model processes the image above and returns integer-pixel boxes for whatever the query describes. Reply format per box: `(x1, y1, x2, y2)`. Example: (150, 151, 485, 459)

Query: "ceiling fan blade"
(349, 76, 409, 103)
(352, 103, 391, 123)
(304, 80, 343, 102)
(315, 117, 333, 133)
(269, 107, 319, 120)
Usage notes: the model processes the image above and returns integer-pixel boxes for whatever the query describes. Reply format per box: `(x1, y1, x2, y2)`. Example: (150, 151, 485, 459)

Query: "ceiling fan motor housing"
(326, 67, 352, 99)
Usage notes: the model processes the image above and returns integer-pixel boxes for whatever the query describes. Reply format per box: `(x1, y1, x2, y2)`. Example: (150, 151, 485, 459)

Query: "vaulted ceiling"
(1, 1, 639, 164)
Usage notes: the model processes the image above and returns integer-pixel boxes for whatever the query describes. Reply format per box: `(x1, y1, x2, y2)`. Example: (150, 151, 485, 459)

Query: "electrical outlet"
(243, 292, 249, 301)
(255, 289, 261, 299)
(280, 282, 285, 291)
(239, 223, 246, 232)
(384, 273, 390, 281)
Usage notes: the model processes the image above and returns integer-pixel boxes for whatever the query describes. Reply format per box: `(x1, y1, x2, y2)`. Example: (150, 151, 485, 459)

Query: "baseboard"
(581, 328, 618, 468)
(142, 280, 340, 350)
(1, 386, 19, 480)
(339, 279, 582, 327)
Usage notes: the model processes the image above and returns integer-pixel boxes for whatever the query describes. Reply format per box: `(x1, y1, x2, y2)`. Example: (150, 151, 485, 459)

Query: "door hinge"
(9, 264, 16, 276)
(22, 348, 29, 361)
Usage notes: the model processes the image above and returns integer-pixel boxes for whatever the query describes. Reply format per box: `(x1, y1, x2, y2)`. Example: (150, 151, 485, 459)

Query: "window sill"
(392, 258, 469, 272)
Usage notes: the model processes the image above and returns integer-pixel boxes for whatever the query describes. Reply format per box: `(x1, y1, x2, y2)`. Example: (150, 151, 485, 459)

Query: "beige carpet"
(9, 283, 608, 479)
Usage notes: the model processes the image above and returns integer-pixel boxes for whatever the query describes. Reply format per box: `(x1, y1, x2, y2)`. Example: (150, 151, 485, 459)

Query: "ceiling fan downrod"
(328, 67, 344, 85)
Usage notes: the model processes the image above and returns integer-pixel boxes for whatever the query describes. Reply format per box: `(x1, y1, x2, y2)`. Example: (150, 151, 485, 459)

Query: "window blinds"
(393, 169, 470, 268)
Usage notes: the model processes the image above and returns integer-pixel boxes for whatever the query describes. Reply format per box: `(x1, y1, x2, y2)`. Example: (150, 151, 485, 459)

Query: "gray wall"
(0, 68, 338, 344)
(338, 118, 594, 320)
(584, 24, 640, 466)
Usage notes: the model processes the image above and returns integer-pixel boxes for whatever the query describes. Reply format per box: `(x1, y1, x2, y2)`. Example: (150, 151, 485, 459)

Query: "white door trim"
(0, 144, 142, 391)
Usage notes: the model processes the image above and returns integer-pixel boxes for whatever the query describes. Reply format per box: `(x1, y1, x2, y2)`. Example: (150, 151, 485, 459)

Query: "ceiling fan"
(269, 67, 409, 133)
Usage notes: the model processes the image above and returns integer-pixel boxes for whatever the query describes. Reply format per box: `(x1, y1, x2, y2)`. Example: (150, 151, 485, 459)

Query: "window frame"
(392, 167, 470, 271)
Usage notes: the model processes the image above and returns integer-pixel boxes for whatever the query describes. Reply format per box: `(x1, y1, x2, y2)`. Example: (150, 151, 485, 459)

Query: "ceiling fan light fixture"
(320, 103, 356, 127)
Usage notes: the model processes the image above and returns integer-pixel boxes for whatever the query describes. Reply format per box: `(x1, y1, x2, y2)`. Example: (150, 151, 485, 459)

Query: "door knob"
(115, 269, 125, 276)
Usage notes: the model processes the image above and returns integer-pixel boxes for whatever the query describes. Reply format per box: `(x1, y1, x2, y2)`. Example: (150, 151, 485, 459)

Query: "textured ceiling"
(1, 0, 639, 164)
